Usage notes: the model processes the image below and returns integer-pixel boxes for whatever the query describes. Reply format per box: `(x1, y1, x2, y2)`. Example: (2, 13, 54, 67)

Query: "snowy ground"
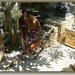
(0, 42, 75, 72)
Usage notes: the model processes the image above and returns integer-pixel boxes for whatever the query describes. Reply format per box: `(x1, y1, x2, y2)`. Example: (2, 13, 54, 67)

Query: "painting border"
(0, 0, 75, 75)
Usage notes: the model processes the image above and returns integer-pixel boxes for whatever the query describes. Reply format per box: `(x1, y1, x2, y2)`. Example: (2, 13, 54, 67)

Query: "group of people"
(18, 9, 41, 57)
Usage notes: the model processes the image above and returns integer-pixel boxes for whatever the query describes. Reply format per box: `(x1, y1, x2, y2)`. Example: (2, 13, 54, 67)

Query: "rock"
(69, 64, 75, 71)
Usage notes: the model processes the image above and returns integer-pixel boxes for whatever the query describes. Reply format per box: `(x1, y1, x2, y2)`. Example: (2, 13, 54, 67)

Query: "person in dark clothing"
(19, 9, 28, 50)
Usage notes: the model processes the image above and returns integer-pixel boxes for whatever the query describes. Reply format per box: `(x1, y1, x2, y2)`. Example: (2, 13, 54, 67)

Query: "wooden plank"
(65, 29, 75, 48)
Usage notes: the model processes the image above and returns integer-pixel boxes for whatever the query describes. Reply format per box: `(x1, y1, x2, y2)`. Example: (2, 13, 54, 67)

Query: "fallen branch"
(4, 57, 19, 69)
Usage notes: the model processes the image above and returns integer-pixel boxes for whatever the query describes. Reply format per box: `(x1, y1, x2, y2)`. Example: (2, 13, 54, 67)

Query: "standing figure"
(25, 10, 41, 54)
(18, 9, 28, 51)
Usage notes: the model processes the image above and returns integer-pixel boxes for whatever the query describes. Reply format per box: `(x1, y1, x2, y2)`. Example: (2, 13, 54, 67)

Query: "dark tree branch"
(6, 2, 15, 11)
(2, 2, 15, 11)
(2, 2, 7, 10)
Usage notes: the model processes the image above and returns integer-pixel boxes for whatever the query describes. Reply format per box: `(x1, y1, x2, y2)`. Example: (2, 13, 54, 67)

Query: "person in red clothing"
(18, 9, 28, 50)
(25, 10, 41, 54)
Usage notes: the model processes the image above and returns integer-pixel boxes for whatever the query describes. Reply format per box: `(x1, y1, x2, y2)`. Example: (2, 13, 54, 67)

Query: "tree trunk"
(4, 9, 17, 44)
(4, 10, 15, 44)
(0, 35, 6, 62)
(4, 10, 12, 32)
(0, 2, 16, 59)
